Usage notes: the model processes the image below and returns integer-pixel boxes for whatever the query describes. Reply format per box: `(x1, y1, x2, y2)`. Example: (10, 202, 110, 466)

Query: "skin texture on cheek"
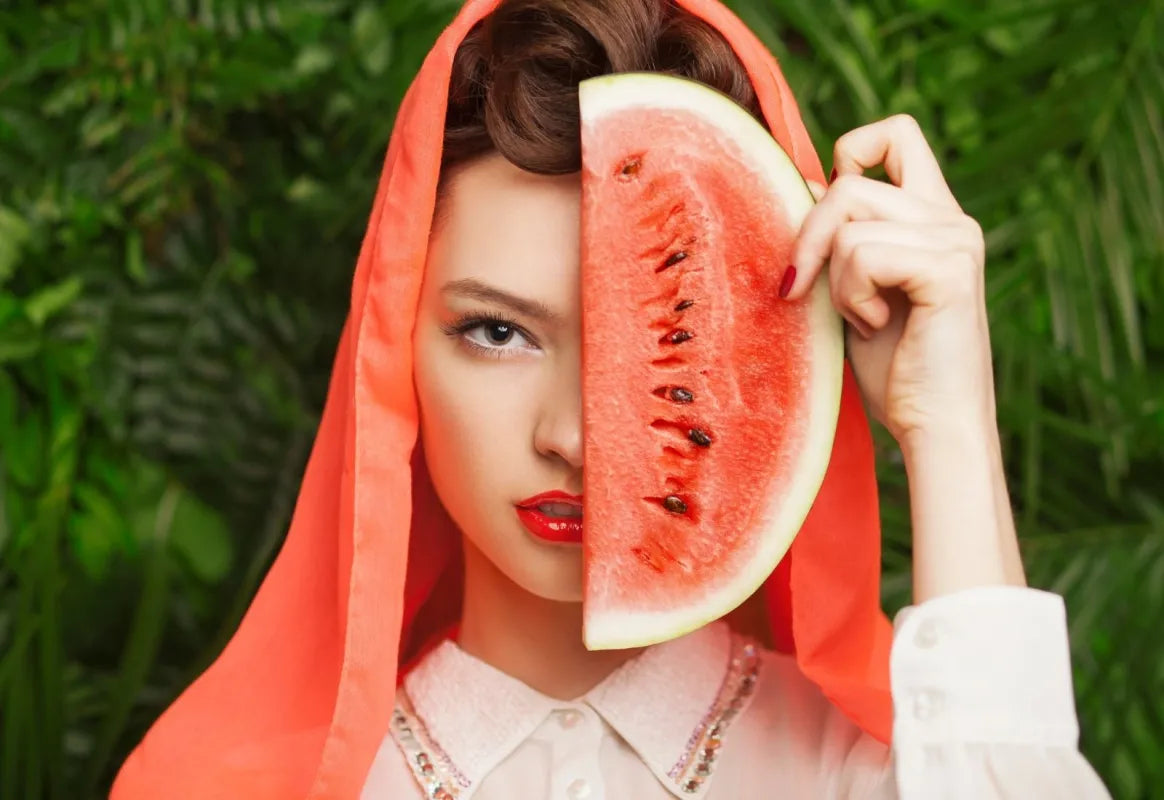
(412, 151, 586, 605)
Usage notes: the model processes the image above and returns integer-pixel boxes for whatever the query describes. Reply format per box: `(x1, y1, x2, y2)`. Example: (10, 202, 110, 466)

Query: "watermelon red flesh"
(578, 73, 844, 650)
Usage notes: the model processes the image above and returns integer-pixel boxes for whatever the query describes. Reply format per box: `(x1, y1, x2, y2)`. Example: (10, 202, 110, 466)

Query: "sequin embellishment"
(667, 634, 762, 794)
(391, 631, 762, 798)
(391, 693, 471, 799)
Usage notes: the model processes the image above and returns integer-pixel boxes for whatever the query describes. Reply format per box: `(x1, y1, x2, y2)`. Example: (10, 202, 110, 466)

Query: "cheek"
(413, 325, 583, 604)
(414, 334, 536, 510)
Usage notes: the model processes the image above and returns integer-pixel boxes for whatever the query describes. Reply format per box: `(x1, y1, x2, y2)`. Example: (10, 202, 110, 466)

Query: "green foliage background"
(1, 0, 1161, 797)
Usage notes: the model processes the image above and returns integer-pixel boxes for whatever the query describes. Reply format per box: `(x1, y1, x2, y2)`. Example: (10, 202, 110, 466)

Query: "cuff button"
(913, 619, 941, 649)
(913, 688, 945, 721)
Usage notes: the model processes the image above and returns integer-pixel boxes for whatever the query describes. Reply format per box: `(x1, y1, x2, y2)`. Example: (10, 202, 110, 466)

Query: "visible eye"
(440, 312, 540, 359)
(465, 320, 530, 349)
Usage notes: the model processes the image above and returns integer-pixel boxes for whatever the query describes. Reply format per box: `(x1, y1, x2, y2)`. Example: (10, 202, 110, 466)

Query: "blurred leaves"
(0, 0, 453, 795)
(0, 0, 1160, 797)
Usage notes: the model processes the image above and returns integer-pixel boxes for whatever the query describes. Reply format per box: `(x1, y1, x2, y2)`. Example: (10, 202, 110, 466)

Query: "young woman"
(112, 0, 1112, 798)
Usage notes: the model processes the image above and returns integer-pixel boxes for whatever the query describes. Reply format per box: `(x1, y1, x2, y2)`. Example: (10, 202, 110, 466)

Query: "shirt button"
(913, 688, 944, 721)
(913, 619, 940, 649)
(557, 709, 583, 730)
(566, 778, 592, 799)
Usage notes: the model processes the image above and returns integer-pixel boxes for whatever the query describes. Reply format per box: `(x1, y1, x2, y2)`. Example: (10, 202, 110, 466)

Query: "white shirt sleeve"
(871, 585, 1112, 799)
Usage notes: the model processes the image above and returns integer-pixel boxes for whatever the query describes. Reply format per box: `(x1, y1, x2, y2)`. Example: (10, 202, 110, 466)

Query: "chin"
(522, 578, 583, 604)
(468, 519, 585, 604)
(505, 542, 584, 604)
(511, 529, 585, 604)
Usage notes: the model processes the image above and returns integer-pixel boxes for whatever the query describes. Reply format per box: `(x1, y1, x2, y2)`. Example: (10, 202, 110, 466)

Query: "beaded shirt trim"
(390, 630, 763, 799)
(665, 633, 762, 795)
(390, 691, 472, 800)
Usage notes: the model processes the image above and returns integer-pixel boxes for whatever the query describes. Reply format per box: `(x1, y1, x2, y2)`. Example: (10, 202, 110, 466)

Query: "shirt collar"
(391, 620, 762, 799)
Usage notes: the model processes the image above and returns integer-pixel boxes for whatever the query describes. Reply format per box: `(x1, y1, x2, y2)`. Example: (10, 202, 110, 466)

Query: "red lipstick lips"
(515, 490, 583, 545)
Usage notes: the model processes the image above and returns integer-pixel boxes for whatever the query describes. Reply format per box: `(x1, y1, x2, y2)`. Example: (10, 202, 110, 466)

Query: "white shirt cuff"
(889, 585, 1080, 748)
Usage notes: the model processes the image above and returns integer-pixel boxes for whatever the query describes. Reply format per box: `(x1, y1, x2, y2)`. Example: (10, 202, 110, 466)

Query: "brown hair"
(435, 0, 762, 216)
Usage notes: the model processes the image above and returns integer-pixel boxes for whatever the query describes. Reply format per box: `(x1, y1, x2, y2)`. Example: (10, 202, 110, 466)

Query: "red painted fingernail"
(779, 265, 797, 299)
(829, 167, 837, 183)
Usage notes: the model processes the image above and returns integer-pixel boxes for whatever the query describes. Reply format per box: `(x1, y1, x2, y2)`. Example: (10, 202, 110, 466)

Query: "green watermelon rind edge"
(579, 72, 845, 651)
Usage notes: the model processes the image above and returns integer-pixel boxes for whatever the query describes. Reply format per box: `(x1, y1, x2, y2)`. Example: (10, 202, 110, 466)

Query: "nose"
(532, 350, 584, 472)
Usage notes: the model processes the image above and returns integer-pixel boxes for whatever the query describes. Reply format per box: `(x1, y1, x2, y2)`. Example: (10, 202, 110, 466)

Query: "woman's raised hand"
(781, 114, 995, 454)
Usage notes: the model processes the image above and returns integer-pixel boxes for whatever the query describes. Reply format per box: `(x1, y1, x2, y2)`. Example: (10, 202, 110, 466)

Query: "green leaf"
(0, 207, 30, 287)
(168, 490, 233, 583)
(353, 3, 394, 76)
(294, 43, 335, 77)
(24, 276, 83, 327)
(3, 408, 44, 491)
(0, 370, 16, 442)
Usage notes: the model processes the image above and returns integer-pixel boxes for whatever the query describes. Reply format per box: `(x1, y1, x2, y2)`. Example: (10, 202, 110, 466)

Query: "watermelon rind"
(579, 72, 844, 651)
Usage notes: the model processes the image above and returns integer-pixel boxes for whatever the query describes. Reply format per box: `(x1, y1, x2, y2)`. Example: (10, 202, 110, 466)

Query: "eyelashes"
(439, 310, 541, 359)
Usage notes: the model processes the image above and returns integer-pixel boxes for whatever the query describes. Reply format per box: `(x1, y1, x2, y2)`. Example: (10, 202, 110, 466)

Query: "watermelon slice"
(578, 72, 844, 650)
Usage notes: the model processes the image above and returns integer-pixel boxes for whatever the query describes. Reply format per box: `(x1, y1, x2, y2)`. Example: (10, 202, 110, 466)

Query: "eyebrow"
(440, 278, 563, 325)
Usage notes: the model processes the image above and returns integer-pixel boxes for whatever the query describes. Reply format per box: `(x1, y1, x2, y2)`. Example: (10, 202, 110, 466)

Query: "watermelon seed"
(688, 428, 712, 447)
(656, 250, 688, 272)
(652, 386, 694, 404)
(666, 329, 694, 345)
(618, 156, 642, 178)
(662, 495, 688, 514)
(674, 299, 695, 311)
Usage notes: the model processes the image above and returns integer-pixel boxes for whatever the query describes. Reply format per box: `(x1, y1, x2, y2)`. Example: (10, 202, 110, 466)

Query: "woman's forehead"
(432, 153, 583, 303)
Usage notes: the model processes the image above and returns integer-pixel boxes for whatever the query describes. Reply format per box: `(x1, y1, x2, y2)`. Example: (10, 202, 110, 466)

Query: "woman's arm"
(778, 114, 1111, 798)
(901, 419, 1025, 603)
(781, 113, 1027, 603)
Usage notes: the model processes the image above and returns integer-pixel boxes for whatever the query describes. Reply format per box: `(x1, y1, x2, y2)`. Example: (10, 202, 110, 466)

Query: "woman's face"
(413, 151, 585, 603)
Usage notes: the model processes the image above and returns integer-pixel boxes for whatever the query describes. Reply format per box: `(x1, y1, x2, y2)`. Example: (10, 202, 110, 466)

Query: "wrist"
(899, 411, 1001, 465)
(900, 415, 1023, 604)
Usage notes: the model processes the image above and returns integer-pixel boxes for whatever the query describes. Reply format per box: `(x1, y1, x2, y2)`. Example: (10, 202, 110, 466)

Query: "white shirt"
(361, 585, 1111, 799)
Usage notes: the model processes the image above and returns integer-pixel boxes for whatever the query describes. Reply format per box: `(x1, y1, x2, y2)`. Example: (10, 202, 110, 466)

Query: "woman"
(111, 0, 1112, 797)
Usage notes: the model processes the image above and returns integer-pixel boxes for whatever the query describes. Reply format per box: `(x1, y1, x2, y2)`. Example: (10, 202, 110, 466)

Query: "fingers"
(784, 175, 963, 299)
(825, 220, 973, 333)
(779, 114, 980, 322)
(829, 236, 983, 333)
(830, 220, 983, 287)
(832, 114, 960, 209)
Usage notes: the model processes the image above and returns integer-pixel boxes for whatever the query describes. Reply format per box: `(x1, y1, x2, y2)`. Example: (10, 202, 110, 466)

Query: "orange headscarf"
(111, 1, 892, 797)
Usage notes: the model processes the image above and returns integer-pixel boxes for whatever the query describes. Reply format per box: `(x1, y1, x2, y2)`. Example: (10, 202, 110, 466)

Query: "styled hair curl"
(438, 0, 762, 192)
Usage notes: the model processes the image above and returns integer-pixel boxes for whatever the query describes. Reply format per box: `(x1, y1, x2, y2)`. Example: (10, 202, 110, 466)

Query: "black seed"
(662, 251, 688, 269)
(669, 329, 694, 344)
(674, 299, 695, 311)
(619, 156, 642, 177)
(688, 428, 712, 447)
(663, 495, 688, 514)
(669, 387, 694, 403)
